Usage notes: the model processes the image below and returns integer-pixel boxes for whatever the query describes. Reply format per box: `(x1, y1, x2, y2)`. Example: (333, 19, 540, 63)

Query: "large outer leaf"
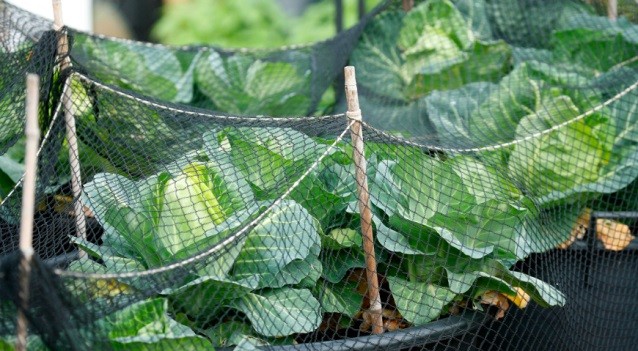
(312, 280, 363, 317)
(223, 127, 326, 193)
(386, 276, 456, 325)
(508, 96, 608, 200)
(454, 0, 492, 40)
(0, 155, 23, 200)
(262, 245, 322, 289)
(97, 298, 211, 350)
(321, 248, 366, 284)
(375, 215, 424, 255)
(431, 200, 528, 260)
(84, 173, 167, 267)
(372, 158, 475, 222)
(289, 145, 359, 225)
(505, 271, 566, 308)
(351, 10, 407, 101)
(552, 14, 638, 72)
(194, 51, 311, 116)
(448, 156, 522, 204)
(232, 200, 320, 288)
(468, 66, 540, 144)
(231, 288, 322, 337)
(167, 275, 257, 322)
(426, 82, 496, 146)
(72, 34, 195, 103)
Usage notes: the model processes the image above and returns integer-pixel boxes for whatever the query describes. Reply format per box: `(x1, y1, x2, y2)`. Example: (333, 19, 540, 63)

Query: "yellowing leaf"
(596, 219, 635, 251)
(504, 287, 530, 309)
(91, 279, 132, 298)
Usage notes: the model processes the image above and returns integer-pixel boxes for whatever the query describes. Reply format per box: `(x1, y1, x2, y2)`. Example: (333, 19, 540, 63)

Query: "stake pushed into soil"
(15, 74, 41, 351)
(607, 0, 618, 20)
(52, 0, 87, 257)
(344, 66, 384, 335)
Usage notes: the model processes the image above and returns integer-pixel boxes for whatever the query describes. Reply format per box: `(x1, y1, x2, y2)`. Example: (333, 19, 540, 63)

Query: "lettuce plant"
(348, 0, 512, 134)
(72, 34, 198, 104)
(367, 151, 565, 324)
(73, 128, 326, 346)
(194, 51, 312, 116)
(71, 125, 566, 348)
(427, 61, 638, 208)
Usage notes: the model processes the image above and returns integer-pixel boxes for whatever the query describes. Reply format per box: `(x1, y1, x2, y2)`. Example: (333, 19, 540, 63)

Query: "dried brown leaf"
(596, 219, 635, 251)
(384, 318, 403, 332)
(558, 208, 591, 249)
(481, 291, 510, 320)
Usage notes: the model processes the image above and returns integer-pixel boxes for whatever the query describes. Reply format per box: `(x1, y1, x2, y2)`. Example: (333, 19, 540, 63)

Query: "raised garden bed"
(485, 211, 638, 351)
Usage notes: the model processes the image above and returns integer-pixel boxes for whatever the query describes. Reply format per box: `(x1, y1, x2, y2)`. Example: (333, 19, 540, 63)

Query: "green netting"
(1, 0, 637, 350)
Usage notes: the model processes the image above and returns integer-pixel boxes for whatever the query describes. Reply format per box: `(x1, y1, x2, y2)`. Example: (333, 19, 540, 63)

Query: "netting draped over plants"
(0, 0, 637, 350)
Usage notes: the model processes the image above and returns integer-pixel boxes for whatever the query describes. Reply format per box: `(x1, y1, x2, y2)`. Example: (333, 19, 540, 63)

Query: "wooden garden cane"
(344, 66, 384, 335)
(608, 0, 618, 21)
(52, 0, 87, 257)
(15, 74, 41, 351)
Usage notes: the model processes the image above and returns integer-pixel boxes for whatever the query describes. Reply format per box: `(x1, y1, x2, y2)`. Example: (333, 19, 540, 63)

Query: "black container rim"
(219, 311, 487, 351)
(46, 254, 488, 351)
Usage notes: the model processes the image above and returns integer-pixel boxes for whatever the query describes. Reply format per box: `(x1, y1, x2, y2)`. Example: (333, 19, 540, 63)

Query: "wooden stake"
(52, 0, 87, 257)
(15, 74, 41, 351)
(402, 0, 414, 11)
(344, 66, 383, 335)
(607, 0, 618, 21)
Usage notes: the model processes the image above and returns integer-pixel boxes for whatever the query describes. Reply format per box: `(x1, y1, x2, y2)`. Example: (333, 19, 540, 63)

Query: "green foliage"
(429, 60, 638, 208)
(152, 0, 291, 47)
(72, 34, 197, 104)
(551, 14, 638, 72)
(0, 139, 25, 201)
(96, 298, 212, 350)
(348, 0, 512, 134)
(74, 123, 567, 345)
(76, 127, 328, 347)
(59, 0, 638, 346)
(194, 51, 312, 116)
(353, 0, 512, 102)
(151, 0, 383, 48)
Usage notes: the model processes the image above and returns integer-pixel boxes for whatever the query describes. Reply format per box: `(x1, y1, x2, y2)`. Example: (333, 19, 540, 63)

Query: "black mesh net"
(1, 0, 637, 350)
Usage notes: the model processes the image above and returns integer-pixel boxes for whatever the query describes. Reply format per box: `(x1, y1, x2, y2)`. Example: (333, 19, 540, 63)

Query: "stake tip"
(26, 73, 39, 85)
(344, 66, 356, 86)
(52, 0, 64, 29)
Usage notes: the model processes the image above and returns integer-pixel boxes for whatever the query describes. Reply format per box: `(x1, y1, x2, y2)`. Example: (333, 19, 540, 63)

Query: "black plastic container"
(34, 217, 489, 351)
(486, 211, 638, 351)
(217, 311, 488, 351)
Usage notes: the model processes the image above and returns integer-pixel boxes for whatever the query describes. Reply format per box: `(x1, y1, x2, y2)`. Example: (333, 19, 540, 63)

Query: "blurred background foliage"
(94, 0, 636, 48)
(150, 0, 383, 48)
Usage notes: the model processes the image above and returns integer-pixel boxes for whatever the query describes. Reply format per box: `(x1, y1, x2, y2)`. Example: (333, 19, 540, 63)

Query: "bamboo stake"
(344, 66, 383, 335)
(402, 0, 414, 11)
(607, 0, 618, 20)
(52, 0, 86, 258)
(15, 74, 41, 351)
